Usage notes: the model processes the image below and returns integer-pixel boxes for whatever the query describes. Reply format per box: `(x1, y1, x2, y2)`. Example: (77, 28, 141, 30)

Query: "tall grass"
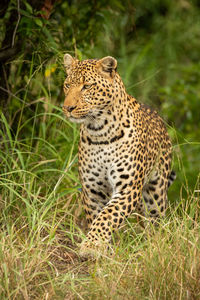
(0, 102, 82, 299)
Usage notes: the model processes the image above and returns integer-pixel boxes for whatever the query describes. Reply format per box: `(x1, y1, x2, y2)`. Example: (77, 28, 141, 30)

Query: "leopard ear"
(63, 54, 74, 73)
(98, 56, 117, 78)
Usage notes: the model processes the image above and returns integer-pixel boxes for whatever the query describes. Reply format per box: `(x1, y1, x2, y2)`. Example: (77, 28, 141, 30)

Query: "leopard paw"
(79, 239, 110, 258)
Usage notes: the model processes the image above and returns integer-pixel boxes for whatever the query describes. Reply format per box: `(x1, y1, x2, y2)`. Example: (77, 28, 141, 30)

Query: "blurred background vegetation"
(0, 0, 200, 208)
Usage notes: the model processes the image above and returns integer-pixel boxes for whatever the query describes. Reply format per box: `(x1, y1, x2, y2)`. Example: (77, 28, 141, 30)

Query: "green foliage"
(160, 63, 200, 137)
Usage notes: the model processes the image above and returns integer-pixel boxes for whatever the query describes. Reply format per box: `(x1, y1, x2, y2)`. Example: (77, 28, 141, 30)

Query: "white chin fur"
(69, 117, 86, 124)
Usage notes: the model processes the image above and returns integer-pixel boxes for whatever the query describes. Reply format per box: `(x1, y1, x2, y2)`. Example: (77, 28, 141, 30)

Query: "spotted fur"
(62, 54, 175, 256)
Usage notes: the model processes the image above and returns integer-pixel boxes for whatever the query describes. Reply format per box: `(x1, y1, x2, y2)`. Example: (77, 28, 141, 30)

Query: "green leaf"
(76, 49, 82, 61)
(35, 18, 43, 27)
(24, 2, 33, 14)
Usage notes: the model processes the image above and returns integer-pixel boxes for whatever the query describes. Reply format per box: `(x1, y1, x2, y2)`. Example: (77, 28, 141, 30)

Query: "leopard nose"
(63, 105, 76, 112)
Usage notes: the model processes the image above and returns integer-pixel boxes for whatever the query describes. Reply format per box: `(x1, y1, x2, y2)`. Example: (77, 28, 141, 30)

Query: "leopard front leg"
(81, 187, 109, 228)
(79, 183, 142, 257)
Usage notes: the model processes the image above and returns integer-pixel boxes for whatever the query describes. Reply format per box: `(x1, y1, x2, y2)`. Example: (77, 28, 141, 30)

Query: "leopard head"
(62, 54, 118, 123)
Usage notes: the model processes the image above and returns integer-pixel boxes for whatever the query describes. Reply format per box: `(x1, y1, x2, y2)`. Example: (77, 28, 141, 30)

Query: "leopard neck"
(81, 78, 138, 143)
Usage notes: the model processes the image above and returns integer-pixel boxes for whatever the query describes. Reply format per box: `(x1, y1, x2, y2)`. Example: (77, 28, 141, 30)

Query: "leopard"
(62, 54, 176, 257)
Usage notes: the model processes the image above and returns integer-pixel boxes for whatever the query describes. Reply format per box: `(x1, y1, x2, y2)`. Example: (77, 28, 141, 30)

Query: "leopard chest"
(78, 140, 114, 181)
(78, 129, 129, 197)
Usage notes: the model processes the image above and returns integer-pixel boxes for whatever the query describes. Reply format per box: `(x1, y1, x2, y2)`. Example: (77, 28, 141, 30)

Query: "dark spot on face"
(92, 172, 99, 177)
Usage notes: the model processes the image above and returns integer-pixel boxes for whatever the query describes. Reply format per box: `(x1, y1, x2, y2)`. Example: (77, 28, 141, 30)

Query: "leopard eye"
(82, 84, 92, 91)
(65, 83, 70, 89)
